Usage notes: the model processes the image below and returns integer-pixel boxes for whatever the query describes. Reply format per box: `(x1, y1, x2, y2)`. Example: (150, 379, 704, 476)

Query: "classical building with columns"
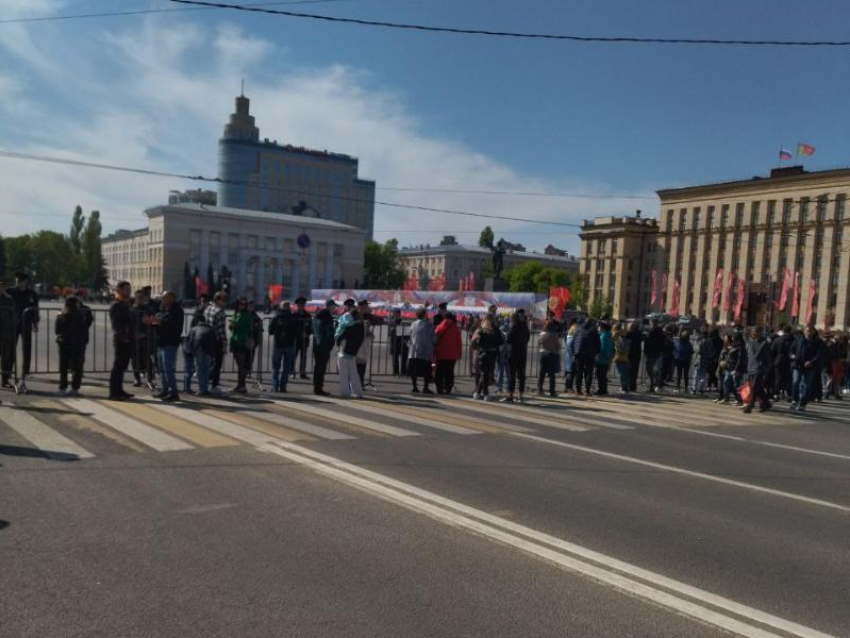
(580, 165, 850, 330)
(102, 202, 365, 303)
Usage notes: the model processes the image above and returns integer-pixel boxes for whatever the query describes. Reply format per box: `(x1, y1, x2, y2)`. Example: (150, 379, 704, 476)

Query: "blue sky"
(1, 0, 848, 253)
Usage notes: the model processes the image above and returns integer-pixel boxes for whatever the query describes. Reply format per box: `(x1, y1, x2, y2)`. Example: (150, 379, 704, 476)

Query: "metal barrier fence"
(19, 308, 665, 389)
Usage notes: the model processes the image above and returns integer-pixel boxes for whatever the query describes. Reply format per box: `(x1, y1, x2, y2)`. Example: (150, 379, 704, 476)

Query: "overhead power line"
(169, 0, 850, 47)
(377, 186, 655, 200)
(0, 150, 584, 228)
(0, 0, 351, 24)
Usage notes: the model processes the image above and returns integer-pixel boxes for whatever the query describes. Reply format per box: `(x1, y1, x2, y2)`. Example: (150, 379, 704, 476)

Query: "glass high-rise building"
(218, 93, 375, 239)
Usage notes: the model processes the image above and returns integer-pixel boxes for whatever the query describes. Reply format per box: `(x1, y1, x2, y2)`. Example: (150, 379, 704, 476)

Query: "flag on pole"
(712, 268, 724, 308)
(805, 278, 817, 324)
(548, 287, 571, 320)
(268, 284, 284, 305)
(777, 268, 791, 311)
(468, 271, 475, 291)
(723, 272, 735, 312)
(791, 271, 800, 318)
(779, 148, 793, 161)
(660, 273, 668, 308)
(650, 270, 658, 305)
(195, 276, 209, 297)
(734, 278, 746, 322)
(797, 143, 815, 157)
(670, 279, 681, 317)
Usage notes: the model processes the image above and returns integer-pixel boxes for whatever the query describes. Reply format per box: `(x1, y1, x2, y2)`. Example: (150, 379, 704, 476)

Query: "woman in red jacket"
(434, 312, 463, 395)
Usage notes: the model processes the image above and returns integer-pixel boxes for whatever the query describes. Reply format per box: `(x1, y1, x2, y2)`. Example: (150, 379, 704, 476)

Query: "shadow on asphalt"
(0, 445, 81, 462)
(0, 520, 8, 531)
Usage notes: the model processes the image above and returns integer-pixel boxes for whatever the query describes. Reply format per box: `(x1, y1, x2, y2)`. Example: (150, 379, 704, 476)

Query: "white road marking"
(320, 398, 480, 435)
(61, 399, 192, 452)
(509, 432, 850, 513)
(0, 406, 94, 459)
(259, 440, 836, 638)
(660, 427, 850, 462)
(274, 400, 420, 437)
(453, 397, 590, 432)
(240, 409, 356, 440)
(151, 404, 278, 446)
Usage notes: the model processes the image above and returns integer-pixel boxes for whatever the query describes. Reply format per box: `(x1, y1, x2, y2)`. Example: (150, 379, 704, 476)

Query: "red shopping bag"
(737, 380, 752, 405)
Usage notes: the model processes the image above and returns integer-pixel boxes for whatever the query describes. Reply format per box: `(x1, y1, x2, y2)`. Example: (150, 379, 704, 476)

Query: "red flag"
(791, 271, 800, 318)
(805, 278, 817, 324)
(797, 143, 815, 157)
(670, 279, 681, 317)
(195, 276, 209, 297)
(777, 268, 791, 311)
(650, 270, 658, 305)
(734, 278, 746, 322)
(548, 287, 571, 320)
(468, 271, 475, 291)
(723, 272, 735, 312)
(660, 273, 668, 309)
(268, 284, 284, 305)
(712, 268, 724, 308)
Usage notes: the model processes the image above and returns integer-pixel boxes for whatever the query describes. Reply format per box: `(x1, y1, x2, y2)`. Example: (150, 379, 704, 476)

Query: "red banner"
(427, 272, 447, 291)
(712, 268, 724, 308)
(660, 273, 668, 309)
(723, 272, 735, 312)
(195, 276, 209, 297)
(805, 278, 817, 324)
(650, 270, 657, 305)
(548, 287, 571, 319)
(777, 267, 791, 311)
(670, 279, 681, 317)
(468, 271, 475, 292)
(791, 271, 800, 318)
(734, 278, 746, 322)
(268, 284, 284, 305)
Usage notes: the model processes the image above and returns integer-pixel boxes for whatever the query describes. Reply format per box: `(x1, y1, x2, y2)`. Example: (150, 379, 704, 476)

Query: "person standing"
(228, 297, 253, 394)
(743, 325, 772, 413)
(293, 297, 312, 380)
(388, 308, 409, 377)
(643, 319, 665, 392)
(183, 317, 216, 396)
(626, 321, 643, 392)
(355, 299, 376, 388)
(131, 289, 156, 389)
(337, 307, 365, 399)
(269, 301, 298, 393)
(790, 325, 821, 412)
(311, 299, 337, 396)
(612, 322, 632, 394)
(434, 312, 462, 395)
(147, 291, 184, 402)
(246, 300, 263, 380)
(536, 319, 561, 397)
(692, 328, 716, 395)
(563, 320, 577, 392)
(473, 314, 503, 401)
(54, 296, 90, 396)
(433, 302, 448, 329)
(191, 294, 210, 328)
(8, 272, 39, 391)
(204, 292, 229, 393)
(826, 334, 847, 400)
(108, 281, 135, 401)
(572, 318, 600, 396)
(673, 330, 694, 393)
(503, 310, 530, 403)
(0, 281, 17, 389)
(595, 321, 615, 396)
(409, 307, 436, 394)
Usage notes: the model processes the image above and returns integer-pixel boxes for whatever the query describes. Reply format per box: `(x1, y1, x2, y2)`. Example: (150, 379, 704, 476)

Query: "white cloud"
(0, 16, 653, 252)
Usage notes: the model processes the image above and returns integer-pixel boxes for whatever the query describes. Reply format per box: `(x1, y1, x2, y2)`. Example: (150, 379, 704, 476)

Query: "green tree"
(570, 274, 589, 311)
(478, 226, 494, 248)
(4, 235, 33, 279)
(588, 296, 613, 319)
(30, 231, 78, 288)
(69, 206, 85, 254)
(503, 261, 573, 293)
(362, 239, 406, 289)
(81, 211, 107, 290)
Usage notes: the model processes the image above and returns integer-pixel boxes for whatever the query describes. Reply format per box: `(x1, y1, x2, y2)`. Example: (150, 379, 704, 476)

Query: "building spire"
(241, 78, 244, 97)
(222, 90, 259, 142)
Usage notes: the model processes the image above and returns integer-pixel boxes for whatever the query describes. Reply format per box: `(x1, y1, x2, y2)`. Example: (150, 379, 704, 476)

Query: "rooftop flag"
(779, 148, 793, 161)
(797, 142, 815, 157)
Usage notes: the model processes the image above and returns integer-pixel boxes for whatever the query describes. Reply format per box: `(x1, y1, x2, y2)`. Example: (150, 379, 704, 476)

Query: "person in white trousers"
(336, 307, 365, 399)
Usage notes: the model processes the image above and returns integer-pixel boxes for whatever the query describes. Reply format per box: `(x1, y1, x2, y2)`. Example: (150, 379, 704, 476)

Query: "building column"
(200, 228, 210, 277)
(308, 246, 318, 292)
(274, 258, 283, 287)
(324, 246, 333, 290)
(292, 257, 301, 297)
(256, 256, 266, 305)
(237, 246, 247, 298)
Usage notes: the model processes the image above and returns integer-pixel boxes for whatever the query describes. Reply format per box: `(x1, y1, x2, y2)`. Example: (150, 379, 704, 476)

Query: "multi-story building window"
(666, 210, 674, 232)
(694, 207, 701, 229)
(707, 205, 715, 228)
(837, 195, 847, 220)
(782, 199, 793, 224)
(767, 200, 776, 226)
(800, 198, 810, 222)
(751, 201, 760, 226)
(735, 203, 744, 226)
(679, 209, 687, 231)
(816, 196, 828, 221)
(721, 204, 730, 227)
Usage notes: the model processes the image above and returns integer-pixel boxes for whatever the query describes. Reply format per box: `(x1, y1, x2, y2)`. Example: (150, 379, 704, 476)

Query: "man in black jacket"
(626, 321, 643, 391)
(311, 299, 336, 396)
(8, 272, 39, 392)
(148, 291, 184, 401)
(643, 320, 665, 392)
(293, 297, 312, 380)
(790, 326, 821, 412)
(191, 294, 210, 328)
(0, 281, 17, 389)
(269, 301, 298, 392)
(770, 325, 795, 401)
(109, 281, 135, 400)
(743, 326, 772, 413)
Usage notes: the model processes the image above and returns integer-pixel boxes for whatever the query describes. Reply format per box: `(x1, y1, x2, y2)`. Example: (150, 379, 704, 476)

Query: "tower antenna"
(241, 78, 245, 96)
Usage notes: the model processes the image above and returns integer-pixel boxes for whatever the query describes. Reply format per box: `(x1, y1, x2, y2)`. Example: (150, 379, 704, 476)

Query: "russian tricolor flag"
(779, 148, 793, 161)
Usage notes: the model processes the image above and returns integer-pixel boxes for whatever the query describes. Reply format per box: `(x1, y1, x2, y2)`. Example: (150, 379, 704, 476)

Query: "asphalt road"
(1, 375, 848, 637)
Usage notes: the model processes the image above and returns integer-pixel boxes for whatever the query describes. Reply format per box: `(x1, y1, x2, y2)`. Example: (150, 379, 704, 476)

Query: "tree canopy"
(478, 226, 494, 248)
(362, 239, 406, 289)
(502, 261, 572, 293)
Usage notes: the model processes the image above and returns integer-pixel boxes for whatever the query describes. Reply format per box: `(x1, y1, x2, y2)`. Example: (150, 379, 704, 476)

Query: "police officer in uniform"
(7, 272, 39, 392)
(293, 296, 313, 380)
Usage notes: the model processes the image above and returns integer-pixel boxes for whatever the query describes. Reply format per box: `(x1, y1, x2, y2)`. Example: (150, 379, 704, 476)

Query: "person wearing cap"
(7, 272, 39, 390)
(293, 296, 312, 380)
(0, 280, 16, 389)
(312, 299, 337, 395)
(335, 299, 357, 338)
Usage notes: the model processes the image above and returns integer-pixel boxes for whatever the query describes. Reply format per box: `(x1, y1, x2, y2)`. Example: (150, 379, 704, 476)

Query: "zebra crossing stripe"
(228, 409, 355, 441)
(451, 398, 591, 432)
(61, 399, 193, 452)
(0, 405, 95, 460)
(278, 401, 421, 438)
(150, 404, 279, 446)
(358, 398, 534, 434)
(319, 398, 480, 435)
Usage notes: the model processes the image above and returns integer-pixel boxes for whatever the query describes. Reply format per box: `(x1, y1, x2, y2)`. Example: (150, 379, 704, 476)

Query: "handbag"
(737, 379, 752, 405)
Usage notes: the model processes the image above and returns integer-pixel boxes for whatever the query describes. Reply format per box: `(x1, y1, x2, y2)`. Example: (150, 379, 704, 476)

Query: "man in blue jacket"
(573, 318, 600, 396)
(595, 321, 615, 396)
(743, 325, 772, 413)
(790, 325, 822, 412)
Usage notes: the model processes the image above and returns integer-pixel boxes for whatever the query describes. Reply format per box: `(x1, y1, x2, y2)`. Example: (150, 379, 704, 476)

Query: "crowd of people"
(1, 276, 847, 416)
